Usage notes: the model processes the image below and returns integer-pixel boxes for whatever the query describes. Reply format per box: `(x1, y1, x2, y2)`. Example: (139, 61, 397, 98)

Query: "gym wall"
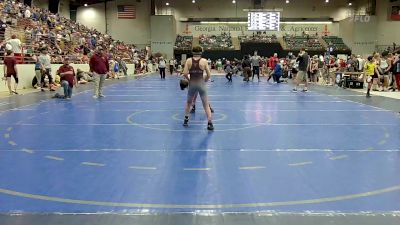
(31, 0, 48, 9)
(76, 0, 151, 48)
(58, 0, 71, 19)
(150, 15, 176, 59)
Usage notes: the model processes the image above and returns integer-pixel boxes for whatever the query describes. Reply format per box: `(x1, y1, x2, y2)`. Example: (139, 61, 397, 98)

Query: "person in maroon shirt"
(89, 46, 109, 98)
(57, 57, 77, 99)
(3, 50, 19, 95)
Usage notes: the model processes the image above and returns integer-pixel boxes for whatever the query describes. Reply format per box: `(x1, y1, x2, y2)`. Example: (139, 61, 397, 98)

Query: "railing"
(0, 24, 131, 64)
(375, 45, 397, 53)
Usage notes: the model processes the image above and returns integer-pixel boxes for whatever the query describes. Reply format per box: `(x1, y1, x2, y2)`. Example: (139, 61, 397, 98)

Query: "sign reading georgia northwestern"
(182, 23, 339, 36)
(247, 11, 280, 31)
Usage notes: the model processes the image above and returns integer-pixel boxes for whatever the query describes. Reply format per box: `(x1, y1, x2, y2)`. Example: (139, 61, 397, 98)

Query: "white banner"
(179, 23, 339, 37)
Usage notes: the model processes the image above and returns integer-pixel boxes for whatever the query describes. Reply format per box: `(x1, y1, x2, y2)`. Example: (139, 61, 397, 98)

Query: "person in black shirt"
(242, 55, 252, 82)
(293, 49, 310, 92)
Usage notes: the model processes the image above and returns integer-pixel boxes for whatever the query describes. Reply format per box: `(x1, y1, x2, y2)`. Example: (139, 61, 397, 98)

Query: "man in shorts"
(364, 56, 380, 98)
(182, 46, 214, 131)
(3, 50, 18, 95)
(293, 48, 310, 92)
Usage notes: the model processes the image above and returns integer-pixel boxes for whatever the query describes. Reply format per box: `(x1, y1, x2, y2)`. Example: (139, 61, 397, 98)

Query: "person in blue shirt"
(272, 60, 283, 84)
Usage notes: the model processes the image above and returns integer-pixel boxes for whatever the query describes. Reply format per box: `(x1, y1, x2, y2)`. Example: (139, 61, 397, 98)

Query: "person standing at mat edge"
(364, 56, 381, 98)
(251, 51, 261, 82)
(159, 57, 166, 79)
(183, 46, 214, 131)
(90, 46, 109, 98)
(293, 48, 310, 92)
(3, 50, 18, 95)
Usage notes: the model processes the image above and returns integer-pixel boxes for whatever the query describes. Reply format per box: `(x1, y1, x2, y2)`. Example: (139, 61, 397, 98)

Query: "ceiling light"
(166, 2, 169, 6)
(84, 3, 88, 7)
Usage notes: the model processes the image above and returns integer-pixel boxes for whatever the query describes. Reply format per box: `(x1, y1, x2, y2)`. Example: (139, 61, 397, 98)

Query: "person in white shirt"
(7, 34, 23, 63)
(7, 35, 22, 54)
(169, 58, 175, 75)
(356, 55, 364, 72)
(38, 48, 54, 91)
(158, 57, 166, 79)
(24, 8, 31, 18)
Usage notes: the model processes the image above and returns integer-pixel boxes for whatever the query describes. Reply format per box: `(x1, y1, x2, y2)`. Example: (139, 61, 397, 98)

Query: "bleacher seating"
(0, 0, 137, 64)
(283, 35, 324, 51)
(199, 33, 234, 50)
(174, 35, 193, 50)
(239, 34, 278, 43)
(323, 36, 350, 51)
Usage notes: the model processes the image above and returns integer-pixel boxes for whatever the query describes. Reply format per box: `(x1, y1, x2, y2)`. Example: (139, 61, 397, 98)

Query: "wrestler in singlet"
(182, 46, 214, 131)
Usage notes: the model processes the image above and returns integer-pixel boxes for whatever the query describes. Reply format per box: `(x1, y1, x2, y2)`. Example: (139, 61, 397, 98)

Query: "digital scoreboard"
(247, 11, 280, 31)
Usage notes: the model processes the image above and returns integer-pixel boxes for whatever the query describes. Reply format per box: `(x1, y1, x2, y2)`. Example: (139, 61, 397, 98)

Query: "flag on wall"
(117, 5, 136, 19)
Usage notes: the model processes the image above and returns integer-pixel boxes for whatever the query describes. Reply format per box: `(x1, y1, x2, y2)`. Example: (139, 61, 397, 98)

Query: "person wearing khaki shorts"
(293, 48, 310, 92)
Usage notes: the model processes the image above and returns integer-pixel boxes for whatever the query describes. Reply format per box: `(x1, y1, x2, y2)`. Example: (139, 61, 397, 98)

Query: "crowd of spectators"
(323, 36, 350, 51)
(199, 33, 234, 50)
(239, 33, 278, 43)
(174, 35, 193, 50)
(0, 0, 142, 65)
(284, 34, 324, 50)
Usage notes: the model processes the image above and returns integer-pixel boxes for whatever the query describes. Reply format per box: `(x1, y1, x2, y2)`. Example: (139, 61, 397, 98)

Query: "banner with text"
(179, 23, 339, 37)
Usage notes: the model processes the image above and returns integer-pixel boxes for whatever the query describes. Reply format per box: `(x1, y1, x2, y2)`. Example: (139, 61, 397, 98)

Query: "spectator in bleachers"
(199, 33, 233, 50)
(239, 33, 278, 43)
(0, 17, 7, 40)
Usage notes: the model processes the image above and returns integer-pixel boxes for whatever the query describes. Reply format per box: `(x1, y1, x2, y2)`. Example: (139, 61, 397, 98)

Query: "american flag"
(117, 5, 136, 19)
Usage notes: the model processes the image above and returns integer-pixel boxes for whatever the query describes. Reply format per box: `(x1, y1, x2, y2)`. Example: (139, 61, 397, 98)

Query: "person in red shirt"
(57, 57, 77, 99)
(267, 53, 279, 82)
(90, 46, 109, 98)
(3, 50, 18, 95)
